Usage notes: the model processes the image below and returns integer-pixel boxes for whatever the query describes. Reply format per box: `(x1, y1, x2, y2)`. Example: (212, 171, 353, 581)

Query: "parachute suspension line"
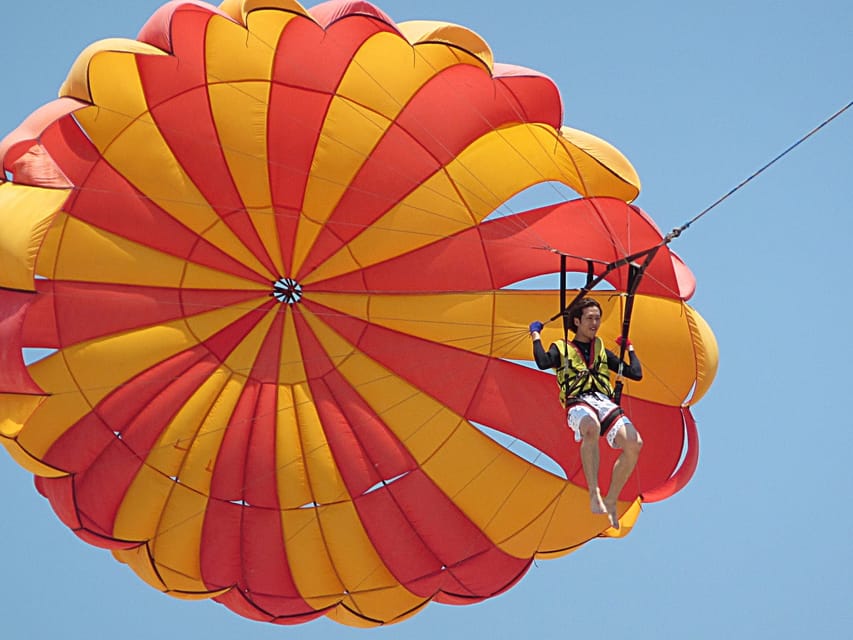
(670, 99, 853, 239)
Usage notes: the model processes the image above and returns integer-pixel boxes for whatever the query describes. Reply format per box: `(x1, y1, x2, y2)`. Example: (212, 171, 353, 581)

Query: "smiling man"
(529, 298, 644, 529)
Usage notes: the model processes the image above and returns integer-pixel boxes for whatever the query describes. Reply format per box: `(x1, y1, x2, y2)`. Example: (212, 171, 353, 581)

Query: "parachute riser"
(612, 252, 657, 405)
(550, 240, 667, 406)
(548, 240, 666, 324)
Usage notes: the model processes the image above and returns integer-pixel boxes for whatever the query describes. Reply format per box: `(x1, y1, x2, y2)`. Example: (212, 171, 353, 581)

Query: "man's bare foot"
(604, 499, 620, 529)
(590, 490, 607, 514)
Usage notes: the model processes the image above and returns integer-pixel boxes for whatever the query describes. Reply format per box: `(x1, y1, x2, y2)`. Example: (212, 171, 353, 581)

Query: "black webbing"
(612, 252, 657, 405)
(551, 244, 661, 406)
(549, 243, 661, 324)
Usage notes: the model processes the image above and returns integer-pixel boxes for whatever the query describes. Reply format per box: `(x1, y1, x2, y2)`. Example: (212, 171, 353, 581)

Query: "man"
(529, 298, 643, 529)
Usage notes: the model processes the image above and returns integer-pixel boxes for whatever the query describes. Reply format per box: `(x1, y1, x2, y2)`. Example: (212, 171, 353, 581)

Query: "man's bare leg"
(579, 418, 607, 514)
(603, 423, 643, 529)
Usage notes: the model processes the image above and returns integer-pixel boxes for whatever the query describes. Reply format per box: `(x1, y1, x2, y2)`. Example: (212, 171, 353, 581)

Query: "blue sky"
(1, 1, 851, 638)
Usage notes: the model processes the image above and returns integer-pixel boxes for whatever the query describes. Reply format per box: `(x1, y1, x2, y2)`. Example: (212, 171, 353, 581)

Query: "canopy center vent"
(272, 278, 303, 304)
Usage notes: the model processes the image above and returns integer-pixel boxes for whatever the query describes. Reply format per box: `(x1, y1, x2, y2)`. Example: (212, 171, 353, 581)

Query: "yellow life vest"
(555, 337, 613, 405)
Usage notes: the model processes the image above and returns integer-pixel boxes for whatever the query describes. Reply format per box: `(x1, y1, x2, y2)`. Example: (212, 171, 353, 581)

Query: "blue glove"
(529, 321, 543, 334)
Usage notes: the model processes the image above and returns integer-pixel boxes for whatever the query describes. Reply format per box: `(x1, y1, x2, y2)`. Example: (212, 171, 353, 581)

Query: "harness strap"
(613, 251, 658, 405)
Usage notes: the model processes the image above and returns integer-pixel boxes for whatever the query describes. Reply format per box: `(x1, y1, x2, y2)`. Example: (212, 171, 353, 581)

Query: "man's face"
(574, 306, 601, 341)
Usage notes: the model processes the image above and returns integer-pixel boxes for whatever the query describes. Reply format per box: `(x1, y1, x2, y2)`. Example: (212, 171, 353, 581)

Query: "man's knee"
(622, 430, 643, 455)
(613, 422, 643, 454)
(579, 416, 600, 440)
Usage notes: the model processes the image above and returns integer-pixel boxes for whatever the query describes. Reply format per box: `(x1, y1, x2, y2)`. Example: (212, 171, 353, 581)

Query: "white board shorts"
(566, 392, 634, 449)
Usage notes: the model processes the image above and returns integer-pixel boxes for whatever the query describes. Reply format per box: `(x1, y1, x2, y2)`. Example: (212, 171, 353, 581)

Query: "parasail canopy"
(0, 0, 717, 627)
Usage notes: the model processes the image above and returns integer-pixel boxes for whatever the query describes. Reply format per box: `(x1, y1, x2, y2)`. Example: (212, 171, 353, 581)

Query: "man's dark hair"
(566, 298, 602, 333)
